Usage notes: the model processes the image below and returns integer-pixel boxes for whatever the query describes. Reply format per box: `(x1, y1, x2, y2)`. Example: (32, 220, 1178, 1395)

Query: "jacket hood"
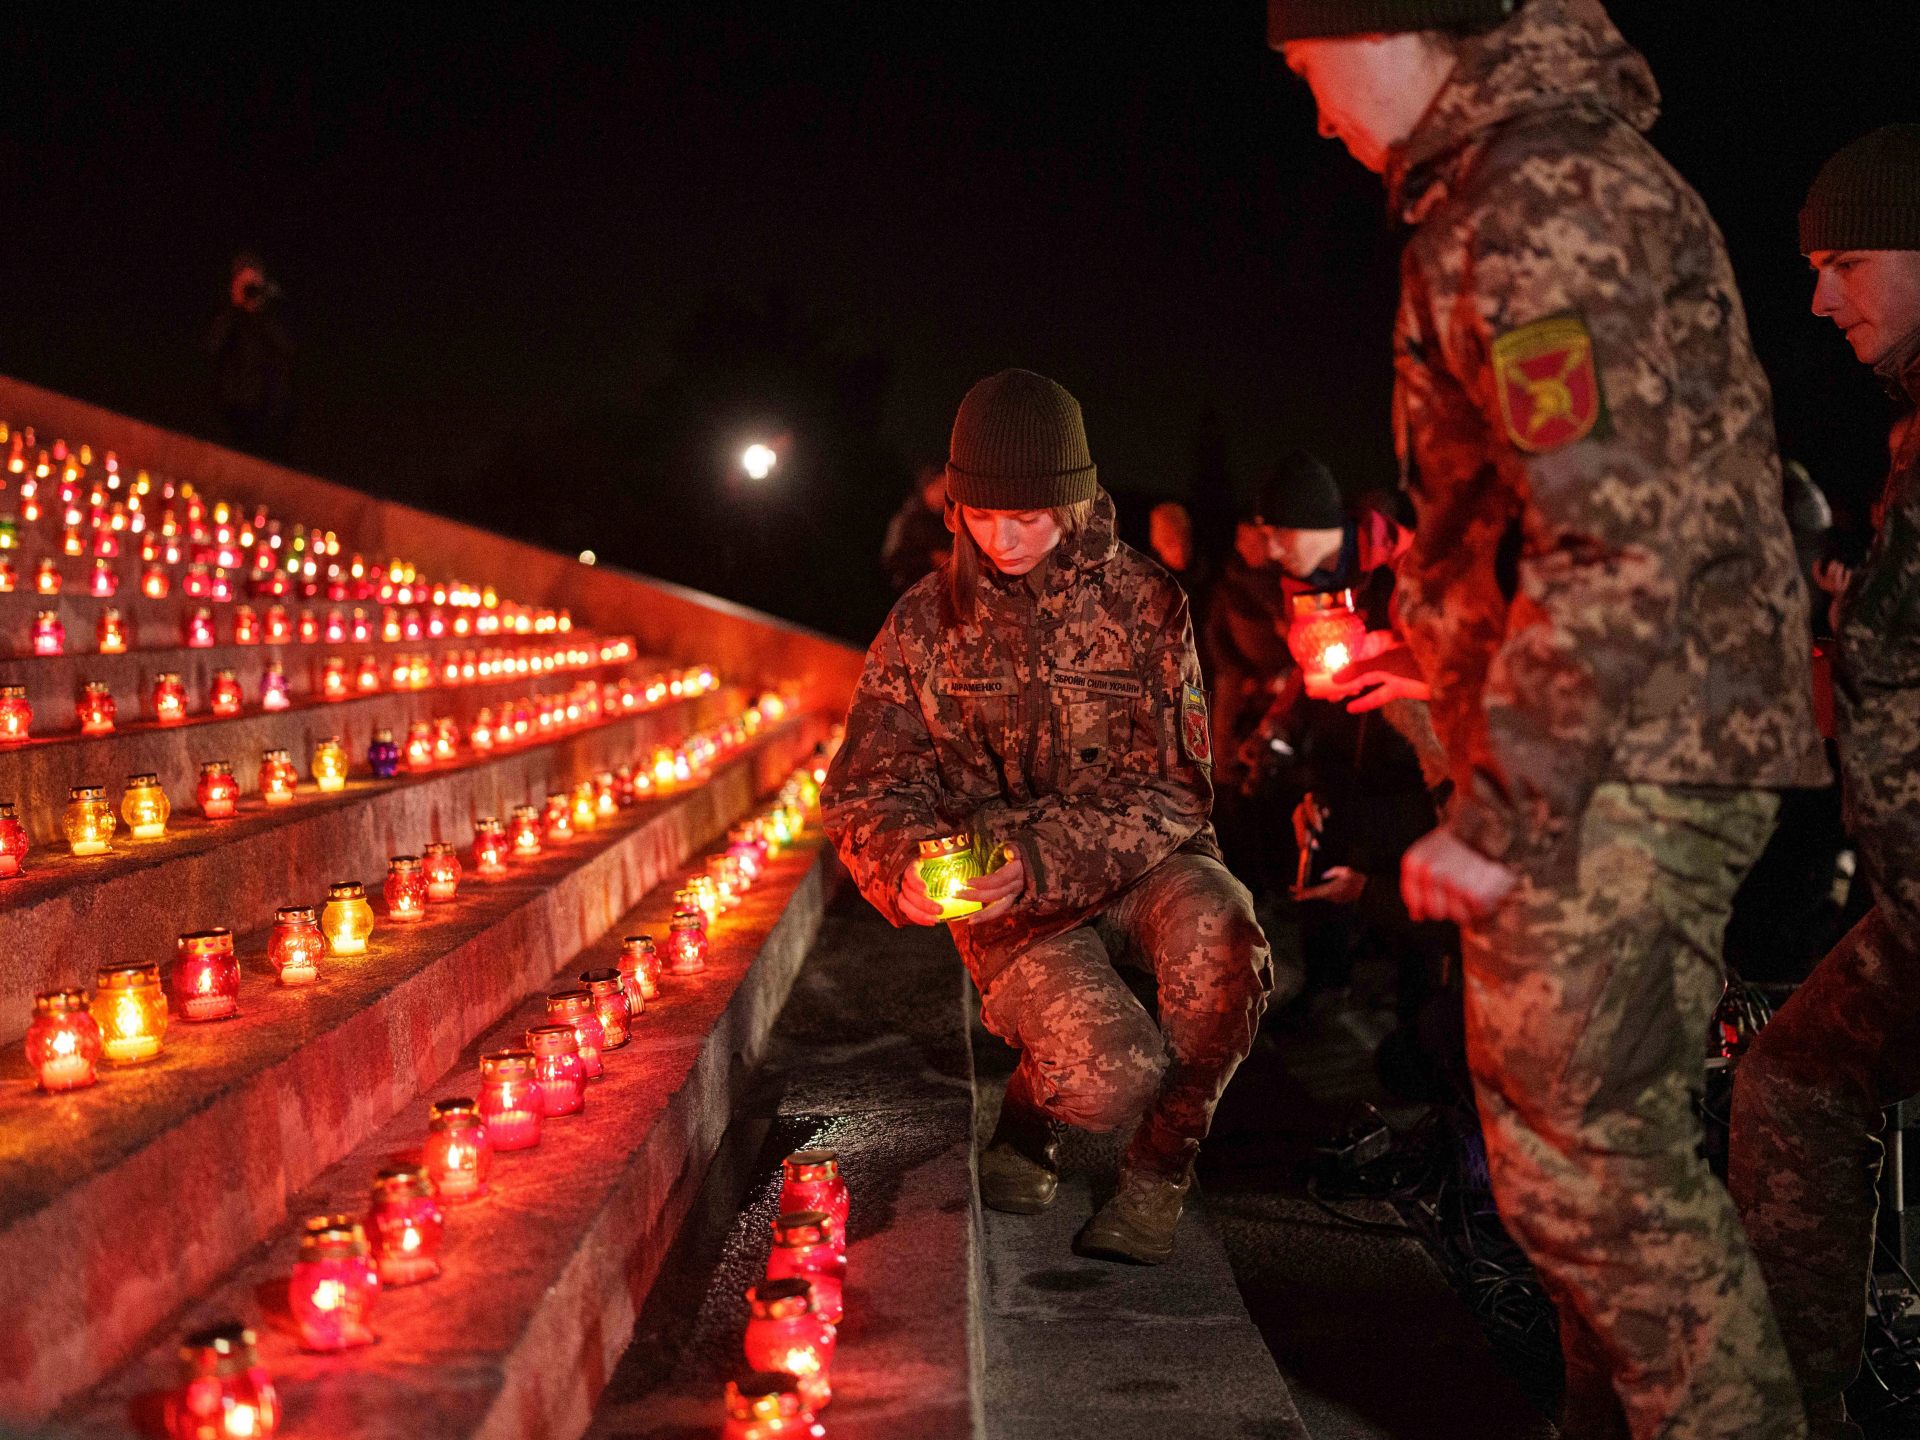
(1389, 0, 1660, 224)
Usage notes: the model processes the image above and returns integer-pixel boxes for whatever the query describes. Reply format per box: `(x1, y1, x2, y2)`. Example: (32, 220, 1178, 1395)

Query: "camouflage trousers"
(979, 853, 1283, 1177)
(1730, 901, 1920, 1440)
(1462, 783, 1804, 1440)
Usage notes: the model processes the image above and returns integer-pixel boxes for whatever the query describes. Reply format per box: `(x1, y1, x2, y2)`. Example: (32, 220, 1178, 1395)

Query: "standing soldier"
(1730, 125, 1920, 1440)
(1269, 2, 1827, 1436)
(821, 369, 1281, 1264)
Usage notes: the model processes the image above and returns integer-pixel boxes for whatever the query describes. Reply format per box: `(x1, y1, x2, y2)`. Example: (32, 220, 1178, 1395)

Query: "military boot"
(979, 1090, 1061, 1215)
(1074, 1167, 1191, 1264)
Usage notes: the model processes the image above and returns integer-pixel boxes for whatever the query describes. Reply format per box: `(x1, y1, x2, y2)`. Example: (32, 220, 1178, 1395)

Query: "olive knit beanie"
(945, 369, 1098, 511)
(1257, 449, 1345, 530)
(1267, 0, 1513, 43)
(1800, 125, 1920, 253)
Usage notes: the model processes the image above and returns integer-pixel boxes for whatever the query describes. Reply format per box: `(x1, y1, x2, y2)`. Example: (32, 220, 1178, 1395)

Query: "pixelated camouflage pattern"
(1463, 782, 1803, 1440)
(821, 488, 1224, 988)
(1386, 0, 1826, 873)
(980, 853, 1279, 1177)
(1726, 331, 1920, 1440)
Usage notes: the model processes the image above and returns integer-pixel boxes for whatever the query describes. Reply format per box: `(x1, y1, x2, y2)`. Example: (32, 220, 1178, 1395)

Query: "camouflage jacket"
(821, 490, 1221, 985)
(1386, 0, 1827, 872)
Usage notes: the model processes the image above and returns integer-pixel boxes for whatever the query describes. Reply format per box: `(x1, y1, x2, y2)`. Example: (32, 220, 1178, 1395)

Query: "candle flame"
(1322, 642, 1351, 675)
(224, 1404, 260, 1437)
(52, 1029, 76, 1056)
(310, 1278, 346, 1311)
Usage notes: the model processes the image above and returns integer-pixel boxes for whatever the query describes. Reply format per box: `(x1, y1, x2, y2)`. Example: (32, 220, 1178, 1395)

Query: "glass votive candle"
(311, 735, 349, 792)
(569, 781, 598, 832)
(77, 681, 117, 736)
(689, 876, 721, 927)
(208, 670, 243, 719)
(478, 1049, 542, 1150)
(34, 558, 61, 594)
(296, 609, 320, 644)
(473, 817, 510, 879)
(265, 604, 291, 644)
(0, 801, 24, 877)
(232, 605, 259, 645)
(0, 684, 30, 744)
(384, 856, 428, 921)
(269, 905, 324, 986)
(260, 660, 291, 712)
(422, 841, 461, 901)
(26, 988, 103, 1091)
(526, 1024, 587, 1116)
(89, 558, 118, 597)
(197, 761, 240, 819)
(594, 772, 618, 818)
(64, 783, 117, 855)
(707, 855, 741, 910)
(355, 654, 380, 693)
(766, 1211, 846, 1325)
(321, 656, 349, 701)
(173, 929, 241, 1022)
(423, 1097, 492, 1202)
(403, 720, 434, 773)
(367, 1163, 444, 1287)
(620, 934, 661, 1004)
(152, 671, 189, 724)
(509, 804, 542, 857)
(613, 764, 637, 808)
(366, 728, 400, 779)
(742, 1278, 836, 1413)
(721, 1372, 825, 1440)
(544, 989, 605, 1078)
(184, 606, 216, 648)
(92, 961, 167, 1063)
(259, 748, 298, 806)
(581, 967, 630, 1048)
(97, 606, 128, 653)
(543, 792, 573, 843)
(166, 1320, 279, 1440)
(469, 708, 496, 753)
(290, 1217, 379, 1352)
(433, 716, 459, 763)
(322, 881, 376, 955)
(668, 907, 709, 975)
(140, 561, 168, 600)
(31, 609, 65, 656)
(122, 772, 171, 838)
(780, 1151, 851, 1247)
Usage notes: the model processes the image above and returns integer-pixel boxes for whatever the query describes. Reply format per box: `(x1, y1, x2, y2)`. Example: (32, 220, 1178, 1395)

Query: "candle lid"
(126, 771, 160, 787)
(423, 840, 454, 857)
(178, 1320, 260, 1379)
(299, 1215, 369, 1261)
(511, 804, 539, 820)
(479, 1048, 535, 1079)
(214, 667, 237, 680)
(428, 1097, 480, 1126)
(1289, 587, 1357, 617)
(69, 784, 106, 800)
(725, 1373, 806, 1422)
(784, 1149, 840, 1183)
(387, 855, 421, 872)
(33, 987, 89, 1015)
(670, 909, 702, 931)
(96, 959, 162, 989)
(621, 934, 656, 952)
(318, 734, 343, 748)
(918, 833, 972, 859)
(526, 1023, 578, 1056)
(156, 671, 181, 684)
(274, 904, 318, 924)
(371, 1162, 434, 1200)
(0, 685, 22, 699)
(200, 760, 233, 776)
(772, 1211, 835, 1248)
(177, 928, 234, 953)
(544, 988, 593, 1018)
(747, 1277, 816, 1320)
(475, 816, 504, 832)
(263, 747, 291, 763)
(580, 968, 621, 993)
(82, 680, 111, 695)
(371, 728, 394, 742)
(328, 880, 367, 900)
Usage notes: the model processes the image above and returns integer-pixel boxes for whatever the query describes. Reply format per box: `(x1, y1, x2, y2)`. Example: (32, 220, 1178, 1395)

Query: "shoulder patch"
(1180, 683, 1211, 765)
(1491, 312, 1604, 454)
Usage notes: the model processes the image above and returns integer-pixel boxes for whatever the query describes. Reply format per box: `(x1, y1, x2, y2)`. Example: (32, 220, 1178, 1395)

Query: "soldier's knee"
(1043, 1025, 1168, 1132)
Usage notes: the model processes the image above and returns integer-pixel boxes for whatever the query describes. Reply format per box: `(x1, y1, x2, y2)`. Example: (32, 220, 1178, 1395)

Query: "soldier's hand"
(1401, 828, 1517, 924)
(1292, 865, 1366, 905)
(896, 861, 946, 927)
(954, 848, 1026, 926)
(1327, 637, 1431, 713)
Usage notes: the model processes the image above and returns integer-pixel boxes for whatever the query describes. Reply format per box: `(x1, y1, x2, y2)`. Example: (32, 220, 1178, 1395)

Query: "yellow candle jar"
(92, 961, 168, 1063)
(121, 772, 171, 839)
(916, 834, 984, 922)
(322, 881, 376, 955)
(64, 784, 117, 856)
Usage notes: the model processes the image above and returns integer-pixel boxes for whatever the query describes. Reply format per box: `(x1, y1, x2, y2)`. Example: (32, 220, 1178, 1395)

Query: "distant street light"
(741, 443, 777, 481)
(578, 549, 597, 566)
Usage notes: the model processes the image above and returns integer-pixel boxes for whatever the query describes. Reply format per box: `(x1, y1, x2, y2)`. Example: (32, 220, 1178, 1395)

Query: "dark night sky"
(1, 4, 1916, 639)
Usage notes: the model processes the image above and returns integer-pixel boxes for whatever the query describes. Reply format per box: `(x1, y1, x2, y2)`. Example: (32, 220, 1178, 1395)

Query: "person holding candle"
(823, 369, 1283, 1265)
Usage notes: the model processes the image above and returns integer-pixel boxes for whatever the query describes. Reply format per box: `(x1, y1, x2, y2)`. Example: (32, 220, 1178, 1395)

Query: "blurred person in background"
(205, 251, 293, 460)
(881, 461, 952, 593)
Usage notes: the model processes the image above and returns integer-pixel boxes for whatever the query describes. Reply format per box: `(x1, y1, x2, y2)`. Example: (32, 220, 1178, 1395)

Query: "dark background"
(1, 4, 1914, 641)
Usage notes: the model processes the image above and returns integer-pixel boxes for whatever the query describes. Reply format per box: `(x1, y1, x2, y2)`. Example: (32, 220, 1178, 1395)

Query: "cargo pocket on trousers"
(1563, 929, 1691, 1134)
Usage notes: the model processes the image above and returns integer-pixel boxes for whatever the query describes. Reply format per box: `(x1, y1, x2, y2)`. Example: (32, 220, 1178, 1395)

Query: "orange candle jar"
(422, 841, 461, 901)
(64, 784, 117, 855)
(173, 929, 241, 1022)
(269, 906, 324, 986)
(688, 877, 721, 927)
(320, 655, 349, 701)
(34, 557, 61, 594)
(526, 1024, 587, 1116)
(141, 562, 169, 600)
(165, 1321, 279, 1440)
(290, 1217, 379, 1352)
(92, 961, 167, 1063)
(77, 681, 116, 736)
(197, 761, 239, 819)
(0, 685, 30, 743)
(259, 748, 298, 806)
(472, 817, 510, 879)
(322, 881, 376, 955)
(619, 934, 661, 1005)
(231, 605, 260, 645)
(366, 1163, 444, 1286)
(311, 735, 349, 792)
(209, 670, 243, 719)
(423, 1097, 492, 1202)
(544, 989, 605, 1078)
(543, 792, 573, 843)
(96, 607, 128, 654)
(478, 1049, 542, 1150)
(668, 908, 709, 975)
(383, 856, 428, 921)
(26, 988, 103, 1091)
(432, 716, 459, 763)
(121, 772, 171, 838)
(707, 854, 741, 910)
(152, 671, 188, 724)
(580, 967, 630, 1048)
(569, 781, 598, 832)
(1286, 588, 1368, 688)
(403, 720, 434, 773)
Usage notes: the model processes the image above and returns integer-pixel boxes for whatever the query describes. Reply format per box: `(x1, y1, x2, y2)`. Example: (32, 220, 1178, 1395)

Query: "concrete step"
(0, 685, 752, 1042)
(0, 714, 826, 1421)
(59, 826, 837, 1440)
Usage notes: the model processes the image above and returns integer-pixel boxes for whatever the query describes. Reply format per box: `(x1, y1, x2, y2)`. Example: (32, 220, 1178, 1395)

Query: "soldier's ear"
(944, 498, 959, 534)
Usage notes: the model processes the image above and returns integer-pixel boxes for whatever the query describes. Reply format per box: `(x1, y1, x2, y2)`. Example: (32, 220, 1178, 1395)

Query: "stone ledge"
(57, 834, 837, 1440)
(0, 717, 825, 1420)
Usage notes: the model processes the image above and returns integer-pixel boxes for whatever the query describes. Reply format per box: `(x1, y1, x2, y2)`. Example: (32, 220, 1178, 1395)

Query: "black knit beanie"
(1268, 0, 1513, 42)
(1800, 125, 1920, 254)
(1258, 449, 1345, 529)
(945, 370, 1098, 511)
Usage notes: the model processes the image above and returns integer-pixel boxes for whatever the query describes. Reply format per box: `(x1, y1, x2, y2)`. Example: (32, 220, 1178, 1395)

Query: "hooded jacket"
(822, 489, 1220, 985)
(1387, 0, 1827, 871)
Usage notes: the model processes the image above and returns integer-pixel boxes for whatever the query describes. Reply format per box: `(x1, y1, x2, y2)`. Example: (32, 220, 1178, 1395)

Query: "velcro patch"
(1053, 669, 1146, 700)
(1180, 683, 1211, 764)
(1491, 312, 1604, 454)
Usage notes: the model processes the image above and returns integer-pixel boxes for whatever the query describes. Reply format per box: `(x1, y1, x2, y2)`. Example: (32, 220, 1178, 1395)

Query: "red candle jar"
(26, 988, 103, 1092)
(433, 716, 459, 763)
(613, 764, 637, 808)
(323, 609, 346, 644)
(77, 681, 116, 736)
(1285, 588, 1369, 689)
(166, 1320, 279, 1440)
(321, 656, 349, 701)
(422, 841, 461, 901)
(707, 854, 742, 909)
(0, 801, 28, 877)
(182, 564, 211, 599)
(259, 748, 298, 806)
(34, 557, 61, 594)
(620, 934, 661, 1004)
(404, 719, 434, 772)
(184, 607, 216, 648)
(580, 967, 630, 1049)
(544, 989, 605, 1078)
(721, 1373, 825, 1440)
(543, 792, 573, 843)
(350, 609, 372, 644)
(298, 609, 321, 644)
(509, 804, 543, 857)
(265, 604, 291, 643)
(383, 855, 429, 921)
(478, 1049, 542, 1150)
(269, 905, 324, 986)
(423, 1097, 492, 1202)
(527, 1024, 587, 1116)
(367, 1163, 444, 1286)
(174, 929, 241, 1022)
(92, 961, 167, 1063)
(32, 609, 65, 656)
(780, 1150, 851, 1246)
(688, 877, 721, 927)
(97, 607, 128, 654)
(354, 654, 381, 693)
(141, 562, 169, 600)
(232, 605, 259, 645)
(198, 761, 240, 819)
(594, 771, 618, 819)
(260, 661, 291, 712)
(472, 817, 510, 879)
(742, 1279, 836, 1413)
(152, 671, 189, 724)
(469, 708, 496, 753)
(0, 685, 30, 744)
(208, 670, 243, 719)
(668, 907, 709, 976)
(88, 558, 118, 598)
(290, 1217, 379, 1352)
(765, 1211, 846, 1325)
